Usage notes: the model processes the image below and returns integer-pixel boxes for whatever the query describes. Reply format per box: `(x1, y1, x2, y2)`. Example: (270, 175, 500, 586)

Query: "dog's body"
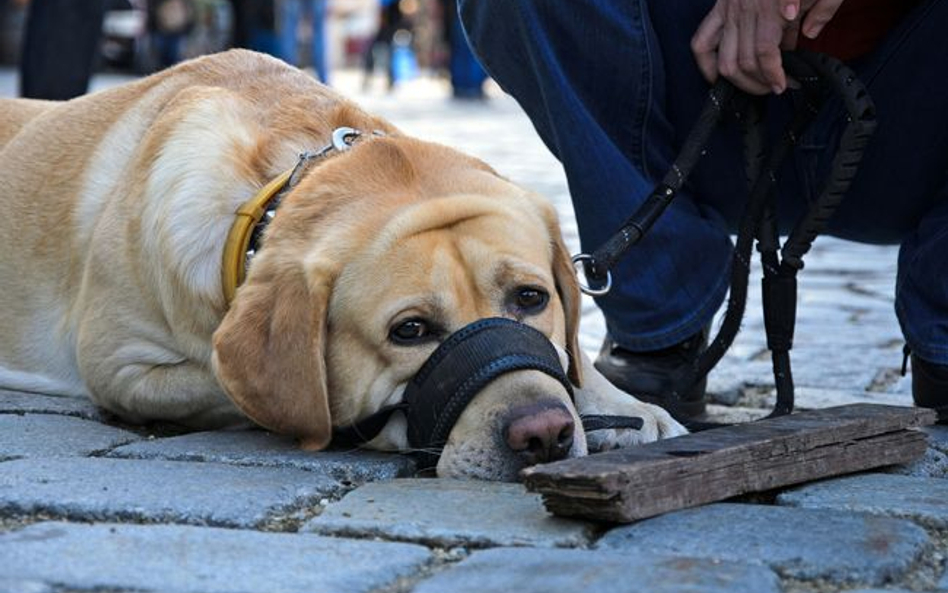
(0, 50, 684, 480)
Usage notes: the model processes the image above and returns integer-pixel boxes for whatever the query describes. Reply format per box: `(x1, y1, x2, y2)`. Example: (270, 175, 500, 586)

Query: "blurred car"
(100, 0, 148, 71)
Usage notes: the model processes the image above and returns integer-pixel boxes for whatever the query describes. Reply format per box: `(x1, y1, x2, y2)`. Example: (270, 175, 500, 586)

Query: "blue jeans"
(447, 1, 487, 98)
(459, 0, 948, 364)
(278, 0, 329, 83)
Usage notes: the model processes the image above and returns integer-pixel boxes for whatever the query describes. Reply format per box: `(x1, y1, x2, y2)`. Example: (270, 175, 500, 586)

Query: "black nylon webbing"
(404, 318, 573, 469)
(331, 319, 573, 459)
(332, 317, 645, 468)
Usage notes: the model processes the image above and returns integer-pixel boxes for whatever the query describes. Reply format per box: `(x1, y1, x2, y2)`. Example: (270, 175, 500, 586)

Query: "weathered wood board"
(522, 404, 936, 523)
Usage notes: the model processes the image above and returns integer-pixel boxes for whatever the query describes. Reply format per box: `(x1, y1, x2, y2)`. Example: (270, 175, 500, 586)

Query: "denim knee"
(457, 0, 525, 74)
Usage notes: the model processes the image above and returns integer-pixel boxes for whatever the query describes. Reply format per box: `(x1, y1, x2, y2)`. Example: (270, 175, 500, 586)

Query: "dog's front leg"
(77, 334, 244, 429)
(573, 350, 688, 451)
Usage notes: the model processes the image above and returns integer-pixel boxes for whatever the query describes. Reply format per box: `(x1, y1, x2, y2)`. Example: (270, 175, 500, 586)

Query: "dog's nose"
(503, 402, 575, 466)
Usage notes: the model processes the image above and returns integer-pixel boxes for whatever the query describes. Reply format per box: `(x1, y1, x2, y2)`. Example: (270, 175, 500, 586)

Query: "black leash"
(332, 51, 877, 466)
(574, 51, 877, 429)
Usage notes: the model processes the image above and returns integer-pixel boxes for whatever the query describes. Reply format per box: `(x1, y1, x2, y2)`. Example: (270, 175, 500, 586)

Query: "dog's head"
(212, 135, 587, 480)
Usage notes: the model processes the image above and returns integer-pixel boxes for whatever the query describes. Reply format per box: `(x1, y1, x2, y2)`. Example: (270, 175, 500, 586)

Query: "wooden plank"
(522, 404, 936, 523)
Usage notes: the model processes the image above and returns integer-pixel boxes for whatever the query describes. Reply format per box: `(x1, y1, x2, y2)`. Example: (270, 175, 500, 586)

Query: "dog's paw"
(584, 401, 687, 453)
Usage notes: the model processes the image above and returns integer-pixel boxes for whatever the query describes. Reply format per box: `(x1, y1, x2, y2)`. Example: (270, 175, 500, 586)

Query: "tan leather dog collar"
(221, 127, 374, 305)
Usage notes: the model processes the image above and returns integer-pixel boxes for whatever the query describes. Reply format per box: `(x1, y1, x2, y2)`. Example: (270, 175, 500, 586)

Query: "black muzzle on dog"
(333, 317, 643, 470)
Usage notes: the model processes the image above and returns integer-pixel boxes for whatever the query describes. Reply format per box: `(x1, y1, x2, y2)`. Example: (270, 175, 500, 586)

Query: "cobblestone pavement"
(1, 66, 942, 593)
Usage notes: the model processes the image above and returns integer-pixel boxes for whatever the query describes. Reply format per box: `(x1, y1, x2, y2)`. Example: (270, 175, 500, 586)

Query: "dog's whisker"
(331, 445, 370, 455)
(398, 446, 444, 455)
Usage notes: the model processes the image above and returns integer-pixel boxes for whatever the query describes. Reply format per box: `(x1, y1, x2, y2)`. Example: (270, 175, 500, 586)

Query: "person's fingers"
(692, 4, 725, 83)
(802, 0, 844, 38)
(780, 0, 800, 21)
(781, 18, 801, 49)
(693, 0, 785, 94)
(756, 12, 787, 93)
(718, 9, 770, 94)
(737, 5, 760, 77)
(725, 70, 772, 94)
(717, 8, 740, 80)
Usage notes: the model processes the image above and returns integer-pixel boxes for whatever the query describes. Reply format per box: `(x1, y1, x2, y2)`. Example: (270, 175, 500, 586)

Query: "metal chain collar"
(244, 127, 385, 270)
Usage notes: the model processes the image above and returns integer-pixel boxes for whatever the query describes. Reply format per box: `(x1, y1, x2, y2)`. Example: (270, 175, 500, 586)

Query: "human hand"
(691, 0, 844, 95)
(795, 0, 846, 40)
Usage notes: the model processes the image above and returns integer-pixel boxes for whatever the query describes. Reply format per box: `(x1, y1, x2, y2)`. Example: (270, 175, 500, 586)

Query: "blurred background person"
(361, 0, 408, 91)
(441, 0, 483, 100)
(227, 0, 248, 47)
(146, 0, 196, 69)
(277, 0, 328, 82)
(19, 0, 106, 99)
(4, 0, 492, 103)
(236, 0, 279, 56)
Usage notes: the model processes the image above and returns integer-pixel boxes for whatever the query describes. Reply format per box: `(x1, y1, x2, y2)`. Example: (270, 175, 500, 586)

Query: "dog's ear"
(523, 193, 584, 386)
(550, 229, 584, 387)
(212, 261, 332, 450)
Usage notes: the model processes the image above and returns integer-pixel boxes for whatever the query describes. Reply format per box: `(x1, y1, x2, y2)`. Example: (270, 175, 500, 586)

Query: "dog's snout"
(502, 402, 575, 466)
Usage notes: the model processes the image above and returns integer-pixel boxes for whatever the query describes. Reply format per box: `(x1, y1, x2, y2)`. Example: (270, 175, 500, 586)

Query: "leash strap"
(676, 51, 876, 423)
(331, 402, 409, 447)
(575, 81, 739, 293)
(574, 51, 876, 425)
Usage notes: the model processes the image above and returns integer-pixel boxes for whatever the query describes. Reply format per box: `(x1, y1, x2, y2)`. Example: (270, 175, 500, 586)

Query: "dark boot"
(594, 328, 708, 420)
(912, 353, 948, 422)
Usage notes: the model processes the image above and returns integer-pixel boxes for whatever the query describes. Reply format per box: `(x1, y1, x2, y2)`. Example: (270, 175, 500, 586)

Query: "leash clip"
(331, 126, 360, 151)
(571, 253, 612, 296)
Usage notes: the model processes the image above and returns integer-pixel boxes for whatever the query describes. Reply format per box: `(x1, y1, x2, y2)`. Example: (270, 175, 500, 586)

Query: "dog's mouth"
(439, 399, 587, 481)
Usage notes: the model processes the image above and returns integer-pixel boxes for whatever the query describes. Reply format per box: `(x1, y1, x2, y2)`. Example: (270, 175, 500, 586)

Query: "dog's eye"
(513, 287, 549, 313)
(389, 318, 432, 345)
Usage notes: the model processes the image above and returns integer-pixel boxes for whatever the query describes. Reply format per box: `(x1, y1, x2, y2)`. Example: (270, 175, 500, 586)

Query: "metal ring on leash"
(571, 253, 612, 296)
(332, 126, 360, 151)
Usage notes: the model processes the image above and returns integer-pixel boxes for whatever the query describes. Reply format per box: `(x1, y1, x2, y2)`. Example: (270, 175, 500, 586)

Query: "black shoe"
(911, 353, 948, 421)
(594, 328, 709, 421)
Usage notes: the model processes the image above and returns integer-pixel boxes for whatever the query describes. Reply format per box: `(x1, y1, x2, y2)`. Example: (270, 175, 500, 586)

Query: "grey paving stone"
(0, 389, 105, 421)
(0, 414, 140, 459)
(0, 578, 53, 593)
(888, 426, 948, 478)
(706, 383, 912, 418)
(789, 387, 912, 410)
(887, 446, 948, 479)
(0, 521, 431, 593)
(303, 478, 594, 548)
(0, 457, 339, 528)
(703, 404, 768, 425)
(708, 357, 894, 402)
(110, 429, 415, 483)
(924, 425, 948, 454)
(596, 503, 929, 585)
(781, 347, 883, 392)
(412, 547, 781, 593)
(845, 590, 925, 593)
(777, 473, 948, 529)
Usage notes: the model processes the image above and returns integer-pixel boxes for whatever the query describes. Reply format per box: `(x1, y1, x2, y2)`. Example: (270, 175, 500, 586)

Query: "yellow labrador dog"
(0, 50, 684, 480)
